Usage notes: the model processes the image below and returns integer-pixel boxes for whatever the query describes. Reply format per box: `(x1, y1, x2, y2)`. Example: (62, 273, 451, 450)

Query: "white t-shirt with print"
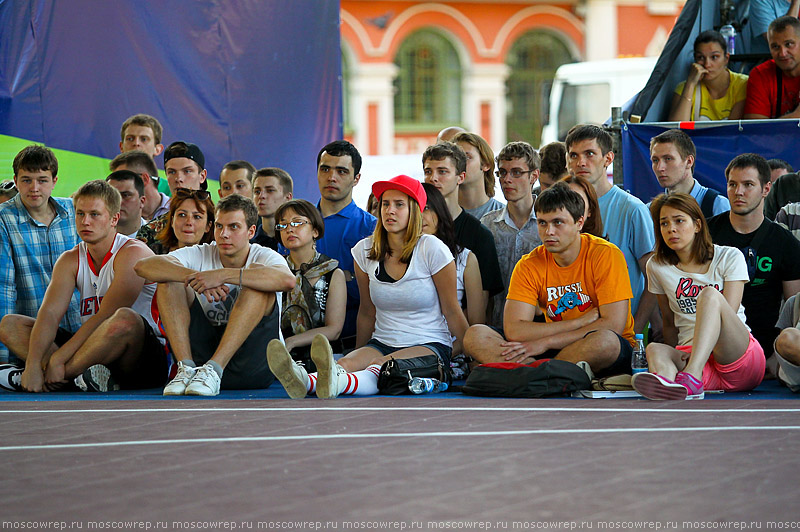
(169, 242, 286, 326)
(647, 244, 749, 346)
(353, 234, 454, 347)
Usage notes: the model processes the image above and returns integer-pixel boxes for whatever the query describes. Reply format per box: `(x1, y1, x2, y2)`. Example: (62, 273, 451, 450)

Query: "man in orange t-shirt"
(464, 182, 636, 377)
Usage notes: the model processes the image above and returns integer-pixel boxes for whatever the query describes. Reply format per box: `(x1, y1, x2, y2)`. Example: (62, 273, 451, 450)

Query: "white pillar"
(462, 63, 511, 150)
(585, 0, 617, 60)
(350, 62, 398, 155)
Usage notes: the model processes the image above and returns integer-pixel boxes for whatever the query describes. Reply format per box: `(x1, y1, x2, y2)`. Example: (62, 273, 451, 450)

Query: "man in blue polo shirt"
(314, 140, 376, 346)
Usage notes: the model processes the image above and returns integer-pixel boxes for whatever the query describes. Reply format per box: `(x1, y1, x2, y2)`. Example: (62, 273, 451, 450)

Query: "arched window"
(394, 30, 461, 129)
(506, 31, 575, 146)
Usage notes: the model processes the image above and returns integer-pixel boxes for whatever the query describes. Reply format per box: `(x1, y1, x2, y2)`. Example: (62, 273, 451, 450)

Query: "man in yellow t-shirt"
(464, 182, 636, 377)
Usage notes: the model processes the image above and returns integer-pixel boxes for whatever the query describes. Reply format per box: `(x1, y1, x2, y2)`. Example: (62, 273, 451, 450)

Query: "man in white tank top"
(0, 180, 167, 393)
(135, 194, 295, 396)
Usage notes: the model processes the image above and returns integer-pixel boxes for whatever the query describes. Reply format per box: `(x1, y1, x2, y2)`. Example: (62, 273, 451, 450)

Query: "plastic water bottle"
(720, 25, 736, 55)
(631, 333, 647, 374)
(408, 377, 448, 394)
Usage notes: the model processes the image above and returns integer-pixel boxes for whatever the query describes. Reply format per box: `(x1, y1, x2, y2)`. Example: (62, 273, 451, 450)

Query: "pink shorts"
(677, 333, 765, 392)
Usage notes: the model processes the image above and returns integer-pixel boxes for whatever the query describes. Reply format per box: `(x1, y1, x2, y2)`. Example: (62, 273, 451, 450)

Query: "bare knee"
(464, 324, 502, 362)
(103, 308, 144, 340)
(0, 314, 32, 345)
(696, 286, 723, 310)
(776, 328, 800, 364)
(582, 329, 620, 358)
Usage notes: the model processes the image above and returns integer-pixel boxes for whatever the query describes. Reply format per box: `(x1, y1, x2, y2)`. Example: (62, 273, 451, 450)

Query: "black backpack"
(461, 359, 591, 398)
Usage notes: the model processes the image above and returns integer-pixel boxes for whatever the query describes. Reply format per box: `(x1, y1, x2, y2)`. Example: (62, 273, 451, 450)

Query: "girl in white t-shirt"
(633, 193, 765, 400)
(268, 175, 469, 399)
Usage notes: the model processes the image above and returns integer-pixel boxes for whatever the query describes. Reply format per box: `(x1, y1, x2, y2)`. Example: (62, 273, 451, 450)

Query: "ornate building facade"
(340, 0, 683, 154)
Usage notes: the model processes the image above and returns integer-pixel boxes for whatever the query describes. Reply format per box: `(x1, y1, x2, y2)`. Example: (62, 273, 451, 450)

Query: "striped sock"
(341, 364, 381, 396)
(307, 373, 317, 394)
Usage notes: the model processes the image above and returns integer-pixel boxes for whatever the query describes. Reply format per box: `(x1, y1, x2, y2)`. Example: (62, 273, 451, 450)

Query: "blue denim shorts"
(365, 338, 452, 366)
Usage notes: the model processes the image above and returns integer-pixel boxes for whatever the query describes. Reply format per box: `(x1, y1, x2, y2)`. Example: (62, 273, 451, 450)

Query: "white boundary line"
(3, 426, 800, 452)
(1, 406, 800, 414)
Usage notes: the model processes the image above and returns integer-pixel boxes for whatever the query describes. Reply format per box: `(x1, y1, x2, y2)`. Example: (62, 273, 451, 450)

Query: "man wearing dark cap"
(106, 170, 146, 239)
(136, 141, 207, 254)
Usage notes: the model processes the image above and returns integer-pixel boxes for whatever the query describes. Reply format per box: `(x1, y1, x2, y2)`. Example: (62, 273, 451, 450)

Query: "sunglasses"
(275, 220, 310, 232)
(0, 181, 17, 192)
(174, 188, 210, 201)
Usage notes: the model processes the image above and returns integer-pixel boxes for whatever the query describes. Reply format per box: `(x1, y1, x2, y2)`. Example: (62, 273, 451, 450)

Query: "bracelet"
(239, 267, 243, 291)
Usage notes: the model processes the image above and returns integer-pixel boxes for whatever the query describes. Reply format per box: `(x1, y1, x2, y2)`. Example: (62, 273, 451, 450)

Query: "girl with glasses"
(268, 199, 345, 371)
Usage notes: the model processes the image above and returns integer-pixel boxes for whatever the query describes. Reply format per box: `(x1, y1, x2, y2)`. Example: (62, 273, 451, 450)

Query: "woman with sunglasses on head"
(668, 29, 748, 122)
(155, 188, 215, 254)
(266, 199, 345, 371)
(268, 175, 469, 399)
(632, 193, 764, 400)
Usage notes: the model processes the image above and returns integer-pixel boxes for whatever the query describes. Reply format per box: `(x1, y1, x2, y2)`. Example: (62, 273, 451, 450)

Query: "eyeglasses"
(0, 181, 16, 192)
(275, 220, 310, 232)
(174, 188, 210, 201)
(495, 169, 532, 179)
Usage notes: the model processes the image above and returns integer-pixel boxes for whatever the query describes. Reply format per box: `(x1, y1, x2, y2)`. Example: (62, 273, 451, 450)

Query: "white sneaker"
(185, 363, 221, 396)
(267, 339, 309, 399)
(0, 364, 23, 392)
(311, 335, 346, 399)
(163, 361, 197, 396)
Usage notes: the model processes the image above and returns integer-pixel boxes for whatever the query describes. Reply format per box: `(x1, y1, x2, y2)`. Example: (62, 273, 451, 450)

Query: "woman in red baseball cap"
(267, 175, 469, 399)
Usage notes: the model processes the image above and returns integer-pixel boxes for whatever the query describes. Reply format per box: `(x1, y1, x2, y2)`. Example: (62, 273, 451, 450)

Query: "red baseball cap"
(372, 175, 427, 210)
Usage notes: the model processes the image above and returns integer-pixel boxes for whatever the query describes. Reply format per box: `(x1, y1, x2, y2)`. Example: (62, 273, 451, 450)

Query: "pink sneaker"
(632, 372, 689, 400)
(675, 371, 705, 400)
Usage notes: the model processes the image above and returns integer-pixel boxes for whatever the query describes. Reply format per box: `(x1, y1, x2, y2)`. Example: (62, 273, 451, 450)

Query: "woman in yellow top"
(669, 30, 748, 121)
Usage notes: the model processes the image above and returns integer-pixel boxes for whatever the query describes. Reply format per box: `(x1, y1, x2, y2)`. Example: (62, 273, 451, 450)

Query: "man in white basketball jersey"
(0, 180, 167, 392)
(134, 194, 295, 396)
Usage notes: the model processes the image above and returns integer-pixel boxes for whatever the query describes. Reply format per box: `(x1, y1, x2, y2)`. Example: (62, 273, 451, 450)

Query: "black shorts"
(489, 326, 633, 378)
(55, 316, 170, 389)
(188, 298, 279, 390)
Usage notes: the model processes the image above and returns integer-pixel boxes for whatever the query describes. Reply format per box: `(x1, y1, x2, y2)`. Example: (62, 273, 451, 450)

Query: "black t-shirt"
(707, 214, 800, 352)
(454, 210, 504, 297)
(250, 225, 280, 251)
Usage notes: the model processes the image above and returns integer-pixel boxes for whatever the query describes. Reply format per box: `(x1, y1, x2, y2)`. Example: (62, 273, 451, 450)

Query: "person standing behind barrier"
(452, 132, 503, 220)
(669, 30, 748, 122)
(0, 146, 80, 364)
(707, 153, 800, 359)
(750, 0, 800, 55)
(745, 16, 800, 119)
(267, 175, 468, 399)
(251, 167, 293, 251)
(423, 142, 504, 320)
(633, 193, 765, 400)
(480, 141, 542, 328)
(565, 125, 656, 335)
(314, 141, 376, 347)
(650, 129, 729, 218)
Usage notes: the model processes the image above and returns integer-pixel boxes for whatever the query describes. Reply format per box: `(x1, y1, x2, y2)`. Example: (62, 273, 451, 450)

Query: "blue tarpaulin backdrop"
(0, 0, 342, 201)
(621, 121, 800, 204)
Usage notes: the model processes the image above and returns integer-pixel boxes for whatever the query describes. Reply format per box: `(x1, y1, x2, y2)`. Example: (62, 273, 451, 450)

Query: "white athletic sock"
(340, 364, 381, 396)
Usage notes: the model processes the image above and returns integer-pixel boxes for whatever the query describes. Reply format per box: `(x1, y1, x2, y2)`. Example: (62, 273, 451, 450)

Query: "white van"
(540, 57, 658, 146)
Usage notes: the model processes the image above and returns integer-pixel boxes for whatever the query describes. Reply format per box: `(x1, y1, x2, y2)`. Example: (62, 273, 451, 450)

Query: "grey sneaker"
(311, 334, 344, 399)
(74, 365, 120, 392)
(267, 339, 309, 399)
(185, 364, 221, 396)
(163, 361, 197, 396)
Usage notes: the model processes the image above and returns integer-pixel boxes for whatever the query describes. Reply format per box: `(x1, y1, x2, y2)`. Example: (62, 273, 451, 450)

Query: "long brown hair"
(650, 193, 713, 266)
(559, 175, 604, 238)
(368, 193, 423, 263)
(158, 190, 215, 252)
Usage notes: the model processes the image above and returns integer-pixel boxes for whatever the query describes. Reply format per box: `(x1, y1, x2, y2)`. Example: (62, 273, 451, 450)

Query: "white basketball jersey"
(76, 233, 159, 336)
